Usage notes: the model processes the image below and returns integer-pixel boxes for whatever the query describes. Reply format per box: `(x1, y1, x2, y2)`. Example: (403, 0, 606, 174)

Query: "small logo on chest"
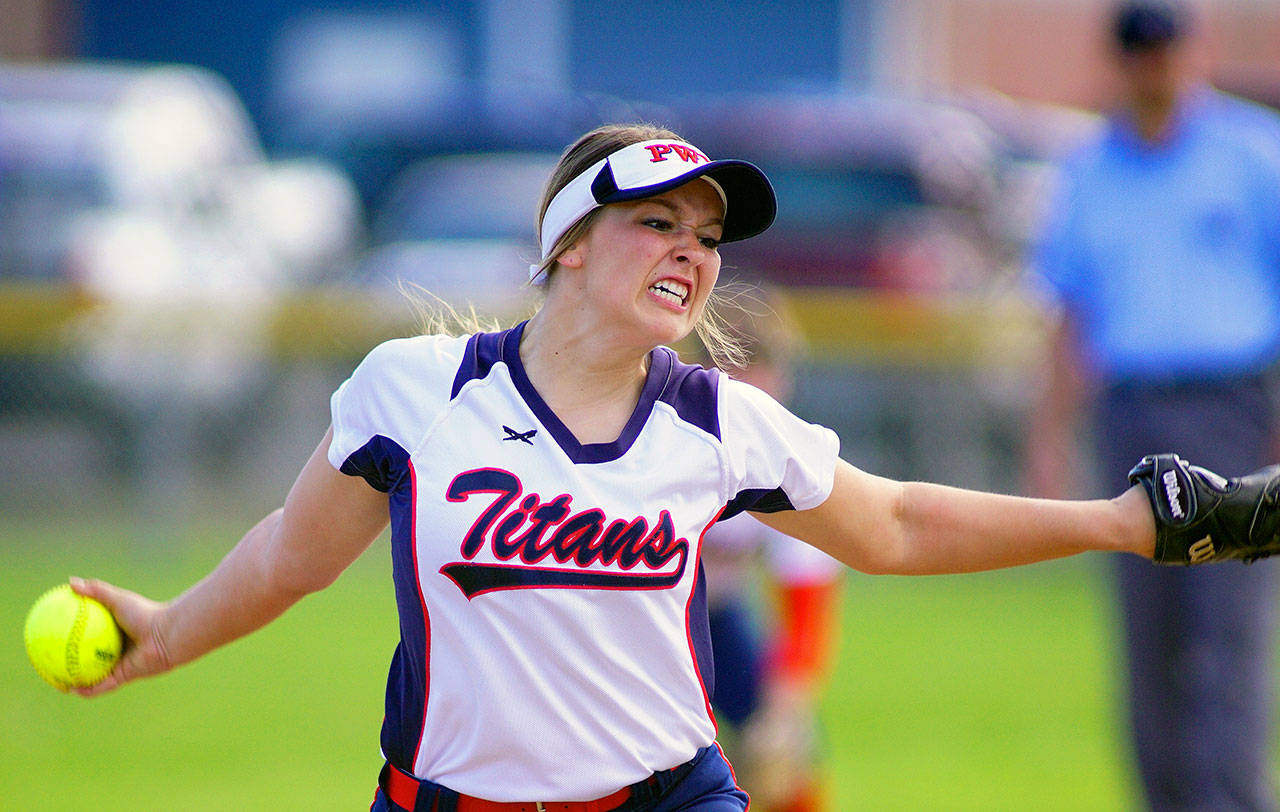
(502, 425, 537, 444)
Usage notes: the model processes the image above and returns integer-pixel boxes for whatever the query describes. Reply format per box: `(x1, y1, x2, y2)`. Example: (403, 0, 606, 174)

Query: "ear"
(556, 243, 584, 270)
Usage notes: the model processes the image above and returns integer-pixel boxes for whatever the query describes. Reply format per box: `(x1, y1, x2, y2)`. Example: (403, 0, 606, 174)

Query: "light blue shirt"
(1034, 88, 1280, 382)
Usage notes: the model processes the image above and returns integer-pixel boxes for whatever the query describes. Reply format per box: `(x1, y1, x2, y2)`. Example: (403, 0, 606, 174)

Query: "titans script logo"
(440, 468, 691, 599)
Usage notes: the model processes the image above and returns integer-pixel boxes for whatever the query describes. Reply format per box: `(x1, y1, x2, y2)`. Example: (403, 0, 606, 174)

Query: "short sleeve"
(717, 377, 840, 520)
(328, 334, 464, 489)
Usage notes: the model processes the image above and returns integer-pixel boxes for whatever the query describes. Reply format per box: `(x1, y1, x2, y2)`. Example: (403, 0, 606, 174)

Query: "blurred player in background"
(689, 288, 842, 812)
(1027, 2, 1280, 808)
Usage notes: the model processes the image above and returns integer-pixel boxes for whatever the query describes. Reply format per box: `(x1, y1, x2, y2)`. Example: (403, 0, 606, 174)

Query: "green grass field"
(3, 515, 1143, 810)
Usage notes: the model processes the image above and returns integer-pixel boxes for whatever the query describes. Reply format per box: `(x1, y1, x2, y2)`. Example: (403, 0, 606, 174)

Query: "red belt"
(384, 763, 633, 812)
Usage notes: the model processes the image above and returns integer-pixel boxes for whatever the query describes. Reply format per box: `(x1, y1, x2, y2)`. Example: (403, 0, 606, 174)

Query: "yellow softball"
(24, 584, 123, 691)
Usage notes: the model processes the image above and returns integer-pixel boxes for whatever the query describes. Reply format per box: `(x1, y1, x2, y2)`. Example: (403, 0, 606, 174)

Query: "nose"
(672, 225, 709, 265)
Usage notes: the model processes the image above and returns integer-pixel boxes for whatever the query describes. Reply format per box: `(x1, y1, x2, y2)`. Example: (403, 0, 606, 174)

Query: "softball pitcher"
(73, 123, 1280, 811)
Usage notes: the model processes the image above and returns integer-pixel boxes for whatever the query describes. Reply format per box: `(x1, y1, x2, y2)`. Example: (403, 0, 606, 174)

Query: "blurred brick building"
(881, 0, 1280, 110)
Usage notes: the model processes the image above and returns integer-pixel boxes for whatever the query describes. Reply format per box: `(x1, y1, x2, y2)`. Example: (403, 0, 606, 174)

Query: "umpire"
(1027, 2, 1280, 809)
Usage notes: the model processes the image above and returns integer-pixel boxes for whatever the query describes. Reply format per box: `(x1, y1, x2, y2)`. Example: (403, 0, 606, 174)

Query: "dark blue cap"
(1112, 1, 1188, 52)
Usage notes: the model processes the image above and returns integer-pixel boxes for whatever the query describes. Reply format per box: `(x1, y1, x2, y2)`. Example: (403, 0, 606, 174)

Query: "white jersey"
(328, 322, 839, 801)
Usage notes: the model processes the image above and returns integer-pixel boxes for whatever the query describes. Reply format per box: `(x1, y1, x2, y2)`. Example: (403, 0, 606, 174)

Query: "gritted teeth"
(650, 280, 689, 305)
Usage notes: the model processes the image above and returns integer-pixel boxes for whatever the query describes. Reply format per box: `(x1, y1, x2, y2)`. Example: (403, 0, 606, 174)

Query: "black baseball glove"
(1128, 453, 1280, 565)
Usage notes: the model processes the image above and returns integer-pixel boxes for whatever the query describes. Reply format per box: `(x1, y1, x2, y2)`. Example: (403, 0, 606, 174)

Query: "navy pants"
(1100, 378, 1278, 811)
(370, 745, 748, 812)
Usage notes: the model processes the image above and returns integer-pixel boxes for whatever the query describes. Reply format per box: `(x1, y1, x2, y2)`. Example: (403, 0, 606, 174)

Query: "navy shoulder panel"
(450, 326, 515, 399)
(719, 487, 795, 522)
(339, 434, 412, 493)
(655, 349, 721, 440)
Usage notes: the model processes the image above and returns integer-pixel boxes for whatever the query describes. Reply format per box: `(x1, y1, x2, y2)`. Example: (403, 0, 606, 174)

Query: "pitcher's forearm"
(891, 482, 1155, 575)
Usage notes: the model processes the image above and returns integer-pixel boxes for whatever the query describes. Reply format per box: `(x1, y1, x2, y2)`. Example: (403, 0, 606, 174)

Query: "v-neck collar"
(500, 321, 674, 464)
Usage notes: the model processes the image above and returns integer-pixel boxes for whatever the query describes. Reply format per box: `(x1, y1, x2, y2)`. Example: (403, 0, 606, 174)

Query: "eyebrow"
(639, 196, 725, 228)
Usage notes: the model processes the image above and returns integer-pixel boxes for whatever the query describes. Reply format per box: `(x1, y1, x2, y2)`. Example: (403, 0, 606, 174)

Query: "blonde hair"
(686, 283, 803, 371)
(401, 280, 505, 337)
(533, 123, 749, 368)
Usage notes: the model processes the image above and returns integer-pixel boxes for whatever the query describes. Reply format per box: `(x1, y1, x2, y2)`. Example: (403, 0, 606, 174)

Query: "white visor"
(531, 138, 775, 282)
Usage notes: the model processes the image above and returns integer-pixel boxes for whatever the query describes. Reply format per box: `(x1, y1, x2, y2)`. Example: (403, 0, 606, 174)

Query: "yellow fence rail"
(0, 282, 1050, 368)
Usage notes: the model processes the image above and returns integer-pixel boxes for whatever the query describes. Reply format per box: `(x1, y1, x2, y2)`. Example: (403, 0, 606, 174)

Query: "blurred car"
(0, 61, 364, 490)
(0, 61, 362, 291)
(659, 91, 1013, 293)
(348, 90, 1106, 304)
(347, 152, 557, 317)
(346, 92, 1053, 312)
